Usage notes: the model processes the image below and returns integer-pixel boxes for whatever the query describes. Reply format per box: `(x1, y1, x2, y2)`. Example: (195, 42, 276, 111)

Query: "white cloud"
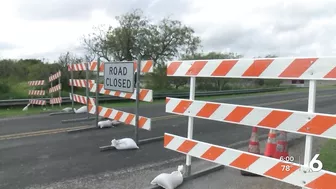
(0, 0, 336, 61)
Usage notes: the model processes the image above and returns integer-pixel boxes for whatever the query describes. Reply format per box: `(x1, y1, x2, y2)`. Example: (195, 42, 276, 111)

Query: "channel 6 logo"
(305, 154, 323, 172)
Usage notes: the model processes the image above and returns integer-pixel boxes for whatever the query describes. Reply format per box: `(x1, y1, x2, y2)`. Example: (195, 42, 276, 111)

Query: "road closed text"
(105, 78, 131, 88)
(103, 62, 134, 93)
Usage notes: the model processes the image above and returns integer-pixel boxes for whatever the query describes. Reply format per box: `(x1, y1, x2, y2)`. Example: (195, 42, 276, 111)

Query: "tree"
(83, 9, 201, 65)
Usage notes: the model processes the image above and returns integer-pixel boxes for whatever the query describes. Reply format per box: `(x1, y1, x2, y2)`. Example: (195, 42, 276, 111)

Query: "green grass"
(319, 139, 336, 172)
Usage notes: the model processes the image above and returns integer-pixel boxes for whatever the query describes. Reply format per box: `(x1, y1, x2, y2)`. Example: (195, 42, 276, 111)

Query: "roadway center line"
(1, 94, 335, 141)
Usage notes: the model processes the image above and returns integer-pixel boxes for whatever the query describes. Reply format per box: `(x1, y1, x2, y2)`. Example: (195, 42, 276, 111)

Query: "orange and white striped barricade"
(90, 57, 155, 150)
(48, 70, 62, 108)
(157, 57, 336, 188)
(27, 80, 46, 108)
(61, 61, 96, 123)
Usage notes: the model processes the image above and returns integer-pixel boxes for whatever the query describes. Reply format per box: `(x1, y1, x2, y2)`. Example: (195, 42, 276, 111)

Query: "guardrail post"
(134, 55, 141, 145)
(185, 76, 196, 176)
(95, 58, 100, 127)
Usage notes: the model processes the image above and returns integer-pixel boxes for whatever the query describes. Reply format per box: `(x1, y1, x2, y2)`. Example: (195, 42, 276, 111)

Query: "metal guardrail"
(0, 87, 289, 107)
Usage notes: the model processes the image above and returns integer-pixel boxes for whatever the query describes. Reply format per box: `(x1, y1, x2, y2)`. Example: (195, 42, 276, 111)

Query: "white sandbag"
(151, 166, 184, 189)
(22, 104, 30, 111)
(98, 120, 113, 128)
(74, 106, 87, 113)
(111, 138, 139, 150)
(111, 120, 121, 126)
(62, 107, 72, 112)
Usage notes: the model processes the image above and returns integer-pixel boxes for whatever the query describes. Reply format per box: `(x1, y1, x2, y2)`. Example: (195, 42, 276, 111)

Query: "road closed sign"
(104, 62, 134, 93)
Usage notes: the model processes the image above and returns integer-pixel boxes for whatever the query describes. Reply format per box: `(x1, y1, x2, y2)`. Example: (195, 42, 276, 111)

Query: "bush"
(0, 81, 10, 93)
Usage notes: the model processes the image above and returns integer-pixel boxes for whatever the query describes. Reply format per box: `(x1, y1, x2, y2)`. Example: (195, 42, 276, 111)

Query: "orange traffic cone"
(264, 130, 277, 157)
(241, 127, 262, 177)
(273, 131, 289, 159)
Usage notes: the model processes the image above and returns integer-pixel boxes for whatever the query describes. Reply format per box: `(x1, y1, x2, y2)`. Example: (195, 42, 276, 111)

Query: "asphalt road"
(1, 88, 336, 189)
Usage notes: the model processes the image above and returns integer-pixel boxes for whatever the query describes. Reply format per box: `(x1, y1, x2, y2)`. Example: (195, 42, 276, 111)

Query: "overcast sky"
(0, 0, 335, 62)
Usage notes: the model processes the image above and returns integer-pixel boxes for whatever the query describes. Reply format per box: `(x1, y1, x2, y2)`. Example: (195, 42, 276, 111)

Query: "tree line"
(0, 9, 281, 99)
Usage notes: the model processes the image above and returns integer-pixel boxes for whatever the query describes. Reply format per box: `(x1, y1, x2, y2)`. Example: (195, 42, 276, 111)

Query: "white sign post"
(104, 62, 134, 93)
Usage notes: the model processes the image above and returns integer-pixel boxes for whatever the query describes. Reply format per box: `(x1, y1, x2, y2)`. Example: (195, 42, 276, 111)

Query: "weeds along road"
(1, 88, 336, 189)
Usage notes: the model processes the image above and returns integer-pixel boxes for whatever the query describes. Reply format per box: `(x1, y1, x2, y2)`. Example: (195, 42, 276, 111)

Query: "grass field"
(318, 139, 336, 173)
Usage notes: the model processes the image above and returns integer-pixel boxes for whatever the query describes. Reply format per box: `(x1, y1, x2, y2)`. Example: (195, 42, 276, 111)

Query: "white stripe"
(213, 148, 241, 165)
(226, 59, 254, 77)
(120, 113, 129, 122)
(276, 112, 310, 131)
(101, 107, 109, 116)
(109, 109, 118, 119)
(166, 136, 185, 150)
(240, 108, 272, 126)
(166, 98, 181, 113)
(174, 61, 193, 76)
(206, 103, 231, 120)
(281, 168, 306, 187)
(260, 58, 294, 78)
(300, 58, 332, 79)
(321, 123, 336, 139)
(130, 117, 136, 126)
(247, 157, 278, 175)
(197, 60, 220, 76)
(142, 119, 151, 130)
(185, 101, 206, 116)
(187, 143, 209, 157)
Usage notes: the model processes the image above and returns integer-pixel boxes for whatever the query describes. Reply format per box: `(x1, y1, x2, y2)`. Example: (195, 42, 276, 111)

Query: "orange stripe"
(201, 146, 226, 161)
(279, 58, 316, 77)
(133, 62, 137, 71)
(139, 89, 149, 100)
(124, 114, 134, 124)
(264, 162, 299, 179)
(298, 115, 336, 135)
(114, 112, 123, 121)
(104, 108, 113, 118)
(229, 153, 259, 169)
(177, 140, 197, 153)
(98, 106, 103, 114)
(172, 100, 192, 114)
(224, 106, 253, 122)
(242, 59, 273, 76)
(90, 61, 97, 70)
(104, 90, 109, 95)
(167, 62, 182, 75)
(196, 103, 220, 118)
(324, 67, 336, 78)
(124, 93, 132, 99)
(99, 63, 104, 72)
(305, 173, 336, 188)
(141, 61, 153, 73)
(97, 84, 103, 93)
(138, 117, 147, 128)
(166, 98, 170, 104)
(258, 110, 293, 128)
(211, 60, 238, 76)
(112, 91, 120, 96)
(186, 61, 207, 76)
(164, 134, 174, 147)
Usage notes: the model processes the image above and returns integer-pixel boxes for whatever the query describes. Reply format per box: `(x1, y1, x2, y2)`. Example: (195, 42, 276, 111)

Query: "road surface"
(0, 88, 336, 189)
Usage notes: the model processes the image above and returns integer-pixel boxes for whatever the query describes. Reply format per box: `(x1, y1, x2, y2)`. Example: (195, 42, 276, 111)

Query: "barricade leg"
(185, 77, 196, 177)
(302, 80, 316, 189)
